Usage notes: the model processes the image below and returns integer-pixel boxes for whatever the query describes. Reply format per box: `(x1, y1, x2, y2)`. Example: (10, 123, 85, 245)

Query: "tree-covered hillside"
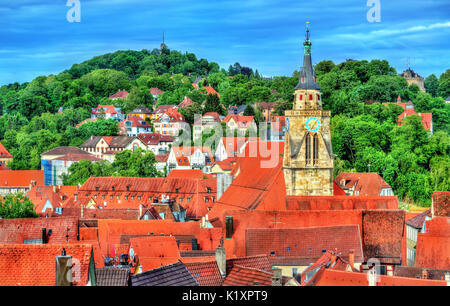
(0, 46, 448, 206)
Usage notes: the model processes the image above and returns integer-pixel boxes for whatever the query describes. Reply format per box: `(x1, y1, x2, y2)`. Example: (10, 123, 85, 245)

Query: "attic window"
(175, 188, 180, 193)
(270, 251, 275, 256)
(287, 247, 291, 252)
(207, 187, 211, 194)
(112, 186, 115, 191)
(138, 196, 141, 201)
(126, 186, 130, 191)
(125, 195, 128, 200)
(95, 186, 99, 191)
(187, 197, 191, 203)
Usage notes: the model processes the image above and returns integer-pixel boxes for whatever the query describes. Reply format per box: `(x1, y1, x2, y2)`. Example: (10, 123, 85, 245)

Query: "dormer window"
(126, 185, 130, 191)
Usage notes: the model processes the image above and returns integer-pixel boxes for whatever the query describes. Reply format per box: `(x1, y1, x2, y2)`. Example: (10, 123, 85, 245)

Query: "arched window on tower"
(313, 134, 319, 165)
(305, 134, 311, 165)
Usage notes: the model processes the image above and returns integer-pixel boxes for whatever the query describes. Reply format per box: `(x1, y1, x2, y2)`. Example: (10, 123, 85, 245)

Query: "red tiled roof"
(415, 217, 450, 270)
(0, 216, 78, 244)
(138, 133, 174, 145)
(130, 236, 180, 272)
(223, 115, 255, 128)
(432, 191, 450, 217)
(109, 91, 129, 99)
(95, 220, 222, 263)
(0, 142, 12, 158)
(178, 96, 194, 109)
(76, 118, 98, 128)
(150, 88, 164, 96)
(0, 244, 94, 286)
(226, 254, 272, 275)
(167, 169, 208, 179)
(155, 154, 169, 163)
(0, 170, 44, 187)
(308, 269, 446, 286)
(92, 105, 120, 114)
(120, 116, 152, 128)
(406, 209, 431, 229)
(153, 105, 176, 114)
(184, 260, 224, 286)
(201, 86, 220, 97)
(223, 265, 272, 286)
(214, 157, 238, 171)
(334, 172, 391, 196)
(153, 108, 185, 122)
(51, 154, 101, 162)
(245, 226, 364, 265)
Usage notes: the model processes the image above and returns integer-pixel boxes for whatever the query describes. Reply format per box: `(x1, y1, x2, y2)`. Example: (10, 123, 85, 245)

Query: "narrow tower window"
(313, 134, 319, 165)
(305, 134, 311, 165)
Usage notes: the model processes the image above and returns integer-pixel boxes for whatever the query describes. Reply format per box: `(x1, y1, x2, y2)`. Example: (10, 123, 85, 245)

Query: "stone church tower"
(283, 24, 334, 196)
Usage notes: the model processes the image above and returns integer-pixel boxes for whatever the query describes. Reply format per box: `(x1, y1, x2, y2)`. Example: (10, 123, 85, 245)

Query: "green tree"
(425, 74, 439, 97)
(0, 193, 38, 219)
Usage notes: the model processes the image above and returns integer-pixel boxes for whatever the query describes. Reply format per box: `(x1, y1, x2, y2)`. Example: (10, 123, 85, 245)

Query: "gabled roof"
(184, 260, 224, 286)
(0, 244, 94, 286)
(153, 108, 185, 122)
(406, 209, 431, 229)
(201, 86, 220, 97)
(76, 118, 98, 128)
(41, 146, 91, 157)
(245, 226, 364, 266)
(226, 254, 272, 275)
(149, 88, 164, 96)
(92, 105, 121, 114)
(96, 268, 130, 286)
(334, 172, 391, 196)
(109, 91, 129, 99)
(0, 170, 44, 187)
(120, 116, 152, 128)
(0, 142, 12, 158)
(153, 104, 176, 114)
(223, 115, 255, 128)
(138, 133, 174, 145)
(131, 261, 199, 286)
(177, 96, 194, 109)
(223, 265, 273, 286)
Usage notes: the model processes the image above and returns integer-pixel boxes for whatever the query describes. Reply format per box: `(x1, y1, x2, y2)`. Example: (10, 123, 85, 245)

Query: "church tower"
(283, 23, 334, 196)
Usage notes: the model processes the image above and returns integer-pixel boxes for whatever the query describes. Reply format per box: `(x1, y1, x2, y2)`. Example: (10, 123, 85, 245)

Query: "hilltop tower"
(283, 23, 334, 196)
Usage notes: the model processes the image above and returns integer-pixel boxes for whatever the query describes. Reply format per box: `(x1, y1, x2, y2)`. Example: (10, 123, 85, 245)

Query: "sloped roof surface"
(131, 261, 198, 286)
(0, 244, 93, 286)
(96, 268, 130, 286)
(223, 265, 272, 286)
(184, 260, 223, 286)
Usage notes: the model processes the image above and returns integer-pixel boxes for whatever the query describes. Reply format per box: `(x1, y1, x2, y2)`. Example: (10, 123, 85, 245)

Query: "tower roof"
(295, 22, 320, 90)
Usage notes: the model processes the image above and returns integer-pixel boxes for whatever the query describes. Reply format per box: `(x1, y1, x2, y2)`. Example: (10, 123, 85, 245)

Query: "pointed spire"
(295, 21, 320, 90)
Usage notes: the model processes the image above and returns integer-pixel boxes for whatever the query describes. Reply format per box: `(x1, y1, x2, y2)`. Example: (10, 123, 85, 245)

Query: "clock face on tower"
(305, 117, 321, 133)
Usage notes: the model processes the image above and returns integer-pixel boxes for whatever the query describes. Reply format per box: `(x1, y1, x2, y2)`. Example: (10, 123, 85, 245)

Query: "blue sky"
(1, 0, 449, 85)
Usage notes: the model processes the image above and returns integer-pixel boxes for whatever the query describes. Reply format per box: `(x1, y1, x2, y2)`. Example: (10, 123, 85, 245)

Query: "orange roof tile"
(184, 260, 224, 286)
(0, 142, 12, 158)
(0, 170, 44, 187)
(0, 244, 94, 286)
(223, 265, 273, 286)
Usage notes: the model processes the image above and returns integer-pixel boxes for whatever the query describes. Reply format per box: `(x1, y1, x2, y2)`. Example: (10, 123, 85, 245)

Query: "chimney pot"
(349, 249, 355, 271)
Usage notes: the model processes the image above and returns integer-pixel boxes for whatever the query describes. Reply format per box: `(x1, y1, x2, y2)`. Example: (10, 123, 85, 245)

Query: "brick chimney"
(272, 268, 282, 286)
(56, 248, 72, 286)
(215, 245, 226, 277)
(348, 249, 355, 271)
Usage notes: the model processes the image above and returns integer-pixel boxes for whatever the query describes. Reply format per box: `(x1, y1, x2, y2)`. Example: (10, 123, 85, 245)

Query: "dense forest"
(0, 46, 448, 207)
